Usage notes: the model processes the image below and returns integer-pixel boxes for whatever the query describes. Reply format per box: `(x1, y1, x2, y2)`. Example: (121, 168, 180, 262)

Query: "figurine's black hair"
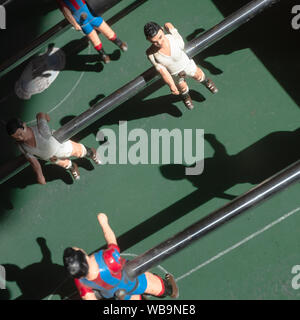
(63, 247, 89, 279)
(6, 118, 24, 135)
(144, 22, 162, 39)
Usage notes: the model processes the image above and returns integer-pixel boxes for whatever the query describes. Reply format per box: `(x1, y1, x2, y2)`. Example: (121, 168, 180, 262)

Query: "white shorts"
(54, 140, 73, 158)
(172, 59, 198, 85)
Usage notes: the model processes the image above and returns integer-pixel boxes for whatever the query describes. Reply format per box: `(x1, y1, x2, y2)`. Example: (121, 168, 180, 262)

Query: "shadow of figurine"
(107, 128, 300, 251)
(2, 237, 77, 300)
(0, 288, 11, 301)
(62, 39, 121, 72)
(58, 87, 205, 147)
(160, 129, 300, 200)
(0, 157, 96, 215)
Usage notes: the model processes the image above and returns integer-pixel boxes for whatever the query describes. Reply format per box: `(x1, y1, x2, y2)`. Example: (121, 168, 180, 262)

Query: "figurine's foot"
(165, 274, 179, 298)
(89, 148, 102, 165)
(203, 78, 218, 94)
(69, 163, 80, 181)
(119, 42, 128, 52)
(100, 53, 111, 64)
(182, 94, 194, 110)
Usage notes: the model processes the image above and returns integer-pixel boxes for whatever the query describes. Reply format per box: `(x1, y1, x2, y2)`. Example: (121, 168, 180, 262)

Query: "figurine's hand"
(37, 174, 46, 185)
(74, 24, 82, 31)
(36, 112, 50, 122)
(164, 23, 174, 32)
(170, 85, 180, 95)
(98, 213, 108, 225)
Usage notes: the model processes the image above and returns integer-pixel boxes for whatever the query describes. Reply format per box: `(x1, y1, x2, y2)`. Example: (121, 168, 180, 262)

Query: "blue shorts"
(123, 273, 148, 300)
(96, 272, 148, 300)
(73, 4, 103, 35)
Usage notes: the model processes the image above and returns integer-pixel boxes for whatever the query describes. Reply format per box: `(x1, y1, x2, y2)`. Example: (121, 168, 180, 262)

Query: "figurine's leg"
(95, 21, 128, 52)
(177, 79, 194, 110)
(193, 66, 218, 94)
(69, 141, 101, 165)
(51, 158, 80, 181)
(86, 29, 111, 64)
(129, 295, 143, 300)
(144, 272, 179, 298)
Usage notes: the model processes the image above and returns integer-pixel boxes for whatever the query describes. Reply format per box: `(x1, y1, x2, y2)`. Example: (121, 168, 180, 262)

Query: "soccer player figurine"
(56, 0, 128, 63)
(63, 213, 179, 300)
(144, 22, 218, 110)
(6, 113, 101, 184)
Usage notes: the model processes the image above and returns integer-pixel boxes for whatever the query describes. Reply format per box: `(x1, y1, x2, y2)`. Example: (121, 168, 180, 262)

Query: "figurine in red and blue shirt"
(56, 0, 128, 63)
(63, 213, 178, 300)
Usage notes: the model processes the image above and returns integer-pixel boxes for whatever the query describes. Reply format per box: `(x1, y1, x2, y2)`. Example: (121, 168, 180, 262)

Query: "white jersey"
(18, 118, 72, 160)
(147, 28, 192, 75)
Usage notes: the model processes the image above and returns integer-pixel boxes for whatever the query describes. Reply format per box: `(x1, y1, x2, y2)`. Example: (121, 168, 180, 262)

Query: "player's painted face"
(11, 126, 27, 142)
(149, 29, 165, 48)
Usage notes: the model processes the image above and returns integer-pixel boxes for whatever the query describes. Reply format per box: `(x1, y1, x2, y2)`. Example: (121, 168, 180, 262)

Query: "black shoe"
(165, 274, 179, 298)
(182, 94, 194, 110)
(89, 148, 101, 165)
(100, 53, 110, 64)
(203, 78, 218, 94)
(69, 163, 80, 181)
(98, 49, 111, 64)
(119, 42, 128, 52)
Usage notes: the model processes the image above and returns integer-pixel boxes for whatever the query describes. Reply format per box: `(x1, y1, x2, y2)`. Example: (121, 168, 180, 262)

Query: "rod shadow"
(186, 28, 223, 75)
(59, 79, 205, 143)
(2, 237, 77, 300)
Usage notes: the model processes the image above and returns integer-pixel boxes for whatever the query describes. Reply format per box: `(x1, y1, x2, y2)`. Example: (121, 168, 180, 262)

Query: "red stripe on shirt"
(69, 0, 80, 10)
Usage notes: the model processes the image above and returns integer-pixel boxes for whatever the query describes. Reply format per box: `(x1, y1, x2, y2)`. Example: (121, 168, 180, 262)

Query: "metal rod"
(0, 0, 281, 183)
(185, 0, 280, 58)
(53, 0, 280, 143)
(123, 160, 300, 280)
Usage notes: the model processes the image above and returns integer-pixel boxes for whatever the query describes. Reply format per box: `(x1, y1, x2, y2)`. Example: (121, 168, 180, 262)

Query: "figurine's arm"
(36, 113, 52, 140)
(164, 22, 185, 49)
(81, 292, 98, 300)
(27, 156, 46, 185)
(74, 279, 98, 300)
(56, 1, 82, 31)
(97, 213, 118, 246)
(147, 53, 179, 95)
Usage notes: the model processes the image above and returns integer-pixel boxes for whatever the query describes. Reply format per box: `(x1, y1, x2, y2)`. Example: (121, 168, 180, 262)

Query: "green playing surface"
(0, 0, 299, 300)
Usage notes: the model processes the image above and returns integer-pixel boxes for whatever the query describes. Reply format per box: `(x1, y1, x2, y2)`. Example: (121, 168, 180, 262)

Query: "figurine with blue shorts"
(63, 213, 179, 300)
(56, 0, 128, 63)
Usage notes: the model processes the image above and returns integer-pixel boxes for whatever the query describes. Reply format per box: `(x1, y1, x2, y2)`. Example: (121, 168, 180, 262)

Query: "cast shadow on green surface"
(2, 237, 77, 300)
(186, 28, 223, 76)
(0, 289, 10, 300)
(61, 40, 121, 73)
(58, 80, 206, 143)
(0, 158, 94, 214)
(111, 128, 300, 252)
(0, 0, 58, 62)
(194, 0, 300, 107)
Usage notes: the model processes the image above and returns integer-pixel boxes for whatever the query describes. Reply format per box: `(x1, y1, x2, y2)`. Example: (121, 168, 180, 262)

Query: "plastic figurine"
(6, 113, 101, 184)
(56, 0, 128, 63)
(144, 21, 218, 110)
(63, 213, 179, 300)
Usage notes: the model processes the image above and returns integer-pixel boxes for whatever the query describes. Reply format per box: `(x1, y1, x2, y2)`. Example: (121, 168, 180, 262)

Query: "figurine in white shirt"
(144, 22, 218, 110)
(6, 113, 101, 184)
